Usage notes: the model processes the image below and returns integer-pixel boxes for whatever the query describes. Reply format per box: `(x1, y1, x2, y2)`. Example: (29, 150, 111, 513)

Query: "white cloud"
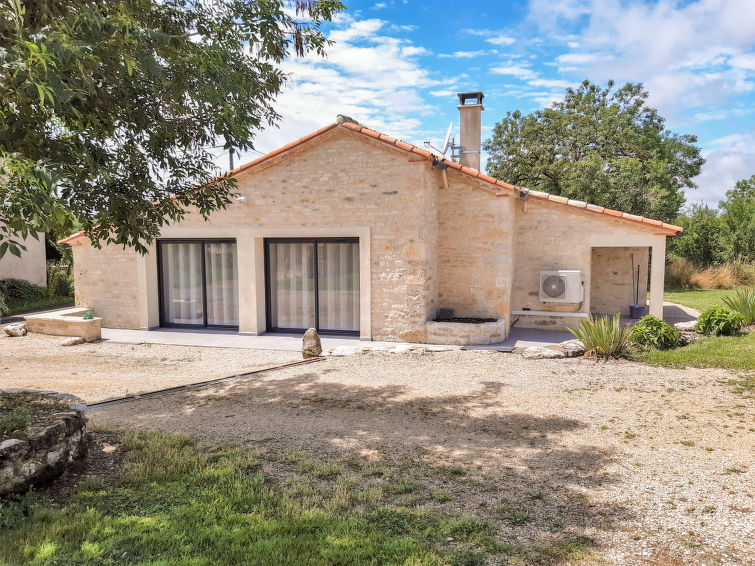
(230, 14, 447, 163)
(490, 64, 538, 80)
(529, 0, 755, 118)
(463, 29, 515, 47)
(689, 132, 755, 206)
(528, 78, 575, 89)
(372, 2, 387, 9)
(438, 50, 494, 59)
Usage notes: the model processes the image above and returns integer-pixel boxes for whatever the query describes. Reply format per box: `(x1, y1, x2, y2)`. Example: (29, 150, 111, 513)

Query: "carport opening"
(590, 247, 650, 317)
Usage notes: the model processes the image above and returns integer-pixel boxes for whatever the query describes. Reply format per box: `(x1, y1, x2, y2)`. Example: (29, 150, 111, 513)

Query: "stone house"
(61, 92, 680, 344)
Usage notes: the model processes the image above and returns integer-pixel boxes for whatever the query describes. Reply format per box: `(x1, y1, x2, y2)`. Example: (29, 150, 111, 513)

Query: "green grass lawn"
(0, 431, 593, 566)
(4, 295, 73, 316)
(633, 331, 755, 370)
(663, 288, 743, 312)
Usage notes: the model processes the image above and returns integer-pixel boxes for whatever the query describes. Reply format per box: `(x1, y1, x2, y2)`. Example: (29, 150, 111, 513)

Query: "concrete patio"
(99, 326, 575, 352)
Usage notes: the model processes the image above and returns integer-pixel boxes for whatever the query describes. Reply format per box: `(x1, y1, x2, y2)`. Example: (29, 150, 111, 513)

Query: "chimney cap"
(457, 91, 484, 106)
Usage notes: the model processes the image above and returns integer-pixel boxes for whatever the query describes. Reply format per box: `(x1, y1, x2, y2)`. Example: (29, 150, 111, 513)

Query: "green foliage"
(484, 80, 704, 223)
(0, 0, 343, 256)
(0, 292, 8, 316)
(0, 278, 45, 301)
(634, 331, 755, 370)
(695, 306, 745, 336)
(0, 406, 31, 435)
(722, 288, 755, 324)
(568, 313, 632, 359)
(0, 431, 512, 566)
(46, 262, 74, 297)
(629, 316, 681, 350)
(669, 174, 755, 266)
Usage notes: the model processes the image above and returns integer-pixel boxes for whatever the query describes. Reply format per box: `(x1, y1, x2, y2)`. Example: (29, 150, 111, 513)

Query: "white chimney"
(457, 92, 484, 171)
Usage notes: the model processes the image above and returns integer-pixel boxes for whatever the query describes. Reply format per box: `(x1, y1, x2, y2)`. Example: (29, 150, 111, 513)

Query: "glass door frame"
(156, 238, 239, 329)
(264, 237, 360, 336)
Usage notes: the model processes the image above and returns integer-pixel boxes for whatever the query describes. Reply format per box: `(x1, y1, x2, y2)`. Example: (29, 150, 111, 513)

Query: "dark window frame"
(264, 237, 360, 336)
(157, 238, 239, 329)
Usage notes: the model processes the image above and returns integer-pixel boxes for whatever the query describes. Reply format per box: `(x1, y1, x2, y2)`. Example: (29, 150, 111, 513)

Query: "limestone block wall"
(591, 247, 649, 316)
(0, 229, 47, 287)
(71, 127, 441, 341)
(511, 198, 662, 318)
(437, 174, 513, 320)
(71, 241, 141, 328)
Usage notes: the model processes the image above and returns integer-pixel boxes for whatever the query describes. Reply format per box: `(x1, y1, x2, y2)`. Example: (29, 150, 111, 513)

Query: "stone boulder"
(673, 320, 698, 331)
(559, 339, 586, 358)
(4, 322, 27, 337)
(302, 328, 322, 359)
(521, 346, 566, 360)
(61, 336, 86, 347)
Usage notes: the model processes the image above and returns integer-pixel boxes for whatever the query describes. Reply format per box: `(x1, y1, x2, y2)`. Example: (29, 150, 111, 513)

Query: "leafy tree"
(667, 204, 729, 265)
(0, 0, 342, 256)
(719, 174, 755, 261)
(483, 80, 704, 223)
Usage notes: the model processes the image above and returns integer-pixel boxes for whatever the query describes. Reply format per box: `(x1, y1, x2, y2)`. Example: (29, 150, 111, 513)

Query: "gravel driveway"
(0, 332, 298, 402)
(90, 350, 754, 565)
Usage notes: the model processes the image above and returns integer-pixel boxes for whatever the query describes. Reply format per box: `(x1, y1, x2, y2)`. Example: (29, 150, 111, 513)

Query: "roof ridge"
(59, 119, 681, 244)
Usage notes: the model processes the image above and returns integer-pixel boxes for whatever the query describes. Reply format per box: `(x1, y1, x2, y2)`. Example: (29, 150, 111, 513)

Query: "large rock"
(559, 339, 586, 358)
(302, 328, 322, 359)
(521, 346, 566, 360)
(673, 320, 698, 331)
(4, 322, 27, 337)
(61, 336, 86, 347)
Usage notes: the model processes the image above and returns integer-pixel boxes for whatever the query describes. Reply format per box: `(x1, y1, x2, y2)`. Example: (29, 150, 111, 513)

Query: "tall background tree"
(0, 0, 343, 256)
(483, 80, 704, 223)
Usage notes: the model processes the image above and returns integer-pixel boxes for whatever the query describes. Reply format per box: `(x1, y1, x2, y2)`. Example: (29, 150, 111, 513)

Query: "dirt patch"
(0, 332, 298, 403)
(90, 350, 754, 565)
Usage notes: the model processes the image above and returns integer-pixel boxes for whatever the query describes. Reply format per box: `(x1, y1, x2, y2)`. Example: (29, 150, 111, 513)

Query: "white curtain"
(318, 242, 359, 331)
(268, 242, 315, 329)
(160, 242, 204, 325)
(205, 242, 239, 326)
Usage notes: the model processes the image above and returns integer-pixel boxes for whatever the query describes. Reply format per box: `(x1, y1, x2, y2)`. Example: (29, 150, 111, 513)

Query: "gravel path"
(90, 350, 754, 565)
(0, 332, 298, 402)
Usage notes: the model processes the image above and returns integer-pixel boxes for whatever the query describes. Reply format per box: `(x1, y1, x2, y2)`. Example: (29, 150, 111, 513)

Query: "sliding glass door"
(158, 240, 239, 328)
(266, 238, 359, 334)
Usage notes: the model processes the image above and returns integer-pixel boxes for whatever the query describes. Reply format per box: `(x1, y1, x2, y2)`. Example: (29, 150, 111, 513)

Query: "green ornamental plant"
(0, 279, 45, 301)
(569, 313, 632, 360)
(722, 288, 755, 324)
(629, 315, 681, 350)
(695, 306, 746, 336)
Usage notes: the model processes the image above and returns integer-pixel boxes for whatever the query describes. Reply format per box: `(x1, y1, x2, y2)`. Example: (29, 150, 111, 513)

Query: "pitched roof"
(60, 119, 682, 244)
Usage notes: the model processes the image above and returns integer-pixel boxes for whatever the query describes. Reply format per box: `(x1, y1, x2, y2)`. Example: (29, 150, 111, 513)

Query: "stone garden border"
(0, 389, 88, 496)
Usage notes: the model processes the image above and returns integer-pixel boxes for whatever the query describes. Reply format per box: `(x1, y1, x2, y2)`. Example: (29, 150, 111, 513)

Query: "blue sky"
(231, 0, 755, 209)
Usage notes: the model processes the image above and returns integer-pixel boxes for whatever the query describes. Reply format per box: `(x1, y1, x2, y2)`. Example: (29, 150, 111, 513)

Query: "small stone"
(0, 438, 24, 454)
(61, 336, 86, 346)
(673, 320, 698, 331)
(4, 322, 27, 337)
(521, 346, 566, 360)
(559, 339, 586, 358)
(302, 328, 322, 359)
(389, 344, 414, 354)
(329, 345, 358, 356)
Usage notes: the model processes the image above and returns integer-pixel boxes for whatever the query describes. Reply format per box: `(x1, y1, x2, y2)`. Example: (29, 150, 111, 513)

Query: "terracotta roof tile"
(59, 119, 682, 243)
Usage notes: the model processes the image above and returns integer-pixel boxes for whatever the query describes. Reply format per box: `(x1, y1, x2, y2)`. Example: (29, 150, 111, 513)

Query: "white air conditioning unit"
(539, 270, 584, 303)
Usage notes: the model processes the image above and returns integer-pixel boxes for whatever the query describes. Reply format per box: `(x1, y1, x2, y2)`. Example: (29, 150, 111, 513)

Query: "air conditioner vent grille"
(542, 275, 566, 298)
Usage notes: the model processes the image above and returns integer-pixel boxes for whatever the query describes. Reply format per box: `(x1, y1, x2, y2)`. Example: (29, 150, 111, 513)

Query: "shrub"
(695, 306, 746, 336)
(0, 407, 31, 435)
(629, 316, 681, 349)
(665, 255, 697, 289)
(46, 262, 74, 297)
(0, 279, 45, 301)
(569, 313, 631, 359)
(722, 288, 755, 324)
(0, 293, 8, 316)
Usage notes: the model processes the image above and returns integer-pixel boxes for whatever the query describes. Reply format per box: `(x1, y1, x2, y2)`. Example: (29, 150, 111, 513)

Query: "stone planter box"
(426, 318, 507, 345)
(25, 307, 101, 341)
(0, 390, 88, 496)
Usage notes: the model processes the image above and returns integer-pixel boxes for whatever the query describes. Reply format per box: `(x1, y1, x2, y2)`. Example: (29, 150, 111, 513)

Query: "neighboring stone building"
(0, 229, 47, 288)
(60, 92, 680, 343)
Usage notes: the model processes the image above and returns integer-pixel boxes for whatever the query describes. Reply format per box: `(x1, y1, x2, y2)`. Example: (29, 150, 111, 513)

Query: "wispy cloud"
(438, 49, 496, 59)
(463, 28, 516, 47)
